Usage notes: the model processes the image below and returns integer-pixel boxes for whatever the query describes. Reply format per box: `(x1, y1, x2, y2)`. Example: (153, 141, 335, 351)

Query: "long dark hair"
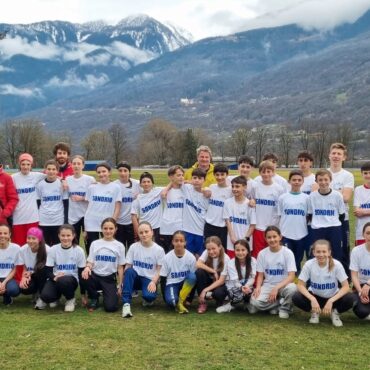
(34, 238, 47, 273)
(204, 236, 225, 274)
(234, 239, 252, 281)
(58, 224, 77, 247)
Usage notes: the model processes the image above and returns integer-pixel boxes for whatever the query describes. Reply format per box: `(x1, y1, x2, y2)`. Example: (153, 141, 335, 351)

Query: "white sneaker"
(269, 308, 278, 315)
(309, 312, 320, 324)
(122, 303, 133, 318)
(64, 298, 76, 312)
(278, 311, 289, 319)
(246, 303, 258, 314)
(34, 298, 47, 310)
(365, 314, 370, 321)
(331, 309, 343, 327)
(205, 292, 213, 300)
(142, 299, 154, 307)
(49, 300, 59, 308)
(216, 302, 235, 313)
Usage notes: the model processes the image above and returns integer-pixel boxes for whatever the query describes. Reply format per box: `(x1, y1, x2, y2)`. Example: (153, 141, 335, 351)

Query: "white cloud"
(112, 57, 130, 70)
(0, 66, 15, 73)
(0, 84, 43, 97)
(46, 71, 109, 89)
(128, 72, 154, 83)
(108, 41, 156, 65)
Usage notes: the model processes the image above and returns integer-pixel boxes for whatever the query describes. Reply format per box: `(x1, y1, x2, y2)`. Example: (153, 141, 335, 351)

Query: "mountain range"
(1, 9, 370, 136)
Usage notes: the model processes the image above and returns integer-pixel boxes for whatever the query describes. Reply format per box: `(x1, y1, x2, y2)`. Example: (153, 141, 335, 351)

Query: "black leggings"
(85, 232, 101, 256)
(40, 225, 60, 247)
(116, 224, 135, 249)
(195, 268, 227, 306)
(353, 286, 370, 319)
(292, 291, 354, 313)
(72, 218, 85, 246)
(40, 275, 78, 302)
(85, 272, 118, 312)
(20, 268, 48, 295)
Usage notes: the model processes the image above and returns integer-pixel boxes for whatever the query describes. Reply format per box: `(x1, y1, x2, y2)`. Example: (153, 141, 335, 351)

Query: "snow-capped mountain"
(0, 15, 192, 118)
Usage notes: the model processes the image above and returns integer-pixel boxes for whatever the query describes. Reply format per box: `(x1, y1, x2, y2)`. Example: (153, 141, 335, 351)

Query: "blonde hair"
(330, 142, 347, 156)
(312, 239, 334, 272)
(196, 145, 212, 159)
(205, 236, 225, 273)
(258, 160, 275, 173)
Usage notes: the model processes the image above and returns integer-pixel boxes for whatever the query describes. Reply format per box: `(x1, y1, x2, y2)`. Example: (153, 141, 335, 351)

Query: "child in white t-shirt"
(195, 236, 231, 314)
(353, 162, 370, 245)
(293, 239, 353, 326)
(216, 239, 256, 313)
(121, 221, 165, 318)
(37, 160, 68, 247)
(0, 224, 20, 305)
(223, 176, 256, 258)
(297, 151, 318, 195)
(248, 226, 297, 319)
(40, 224, 86, 312)
(160, 231, 196, 313)
(114, 162, 141, 249)
(82, 218, 125, 313)
(351, 222, 370, 320)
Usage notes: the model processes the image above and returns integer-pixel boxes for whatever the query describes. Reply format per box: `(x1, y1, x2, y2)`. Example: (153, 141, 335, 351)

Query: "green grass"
(0, 168, 366, 369)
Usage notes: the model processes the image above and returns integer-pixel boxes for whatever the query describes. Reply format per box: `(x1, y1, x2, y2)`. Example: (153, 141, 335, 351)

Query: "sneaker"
(64, 298, 76, 312)
(269, 308, 278, 315)
(365, 314, 370, 321)
(176, 302, 189, 314)
(246, 303, 258, 314)
(331, 309, 343, 327)
(142, 299, 154, 307)
(87, 298, 99, 311)
(197, 302, 207, 314)
(309, 312, 320, 324)
(122, 303, 133, 318)
(3, 295, 13, 306)
(216, 302, 235, 313)
(34, 298, 47, 310)
(132, 290, 139, 298)
(49, 300, 59, 308)
(278, 311, 289, 319)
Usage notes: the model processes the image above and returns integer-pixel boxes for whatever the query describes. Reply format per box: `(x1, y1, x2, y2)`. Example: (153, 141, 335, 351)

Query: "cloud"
(108, 41, 156, 65)
(128, 72, 154, 83)
(46, 71, 109, 89)
(0, 84, 43, 97)
(0, 66, 15, 73)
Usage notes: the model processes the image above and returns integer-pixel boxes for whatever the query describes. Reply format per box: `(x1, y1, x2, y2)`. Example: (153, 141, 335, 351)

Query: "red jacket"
(0, 168, 19, 224)
(58, 162, 74, 180)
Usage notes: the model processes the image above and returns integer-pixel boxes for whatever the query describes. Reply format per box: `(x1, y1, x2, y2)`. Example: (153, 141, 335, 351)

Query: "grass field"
(0, 168, 368, 370)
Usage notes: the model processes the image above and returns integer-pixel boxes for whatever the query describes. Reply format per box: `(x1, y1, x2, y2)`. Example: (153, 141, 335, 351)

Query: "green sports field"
(0, 168, 368, 370)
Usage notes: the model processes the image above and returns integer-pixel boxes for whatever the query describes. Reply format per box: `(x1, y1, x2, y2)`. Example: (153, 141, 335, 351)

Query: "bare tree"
(1, 120, 20, 167)
(108, 123, 129, 165)
(278, 125, 293, 168)
(81, 130, 113, 160)
(298, 118, 314, 151)
(311, 122, 333, 168)
(228, 126, 253, 161)
(252, 126, 268, 165)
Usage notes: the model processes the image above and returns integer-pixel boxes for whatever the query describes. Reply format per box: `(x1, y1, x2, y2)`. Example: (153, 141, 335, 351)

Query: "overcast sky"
(3, 0, 370, 40)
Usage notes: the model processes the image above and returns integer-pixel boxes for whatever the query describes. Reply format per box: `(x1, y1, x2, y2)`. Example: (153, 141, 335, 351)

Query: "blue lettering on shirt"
(141, 199, 161, 213)
(17, 187, 36, 194)
(92, 196, 113, 203)
(360, 203, 370, 209)
(314, 209, 335, 216)
(69, 191, 86, 197)
(95, 255, 116, 263)
(133, 260, 153, 270)
(167, 202, 184, 209)
(360, 269, 370, 276)
(0, 263, 15, 269)
(284, 209, 305, 216)
(265, 268, 285, 276)
(185, 199, 202, 213)
(122, 196, 133, 203)
(57, 264, 76, 270)
(209, 199, 224, 207)
(230, 216, 247, 225)
(310, 281, 336, 290)
(42, 195, 61, 202)
(170, 270, 190, 279)
(256, 199, 276, 206)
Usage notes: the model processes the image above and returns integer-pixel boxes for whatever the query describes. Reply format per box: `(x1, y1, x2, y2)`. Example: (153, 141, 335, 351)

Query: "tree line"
(0, 118, 368, 168)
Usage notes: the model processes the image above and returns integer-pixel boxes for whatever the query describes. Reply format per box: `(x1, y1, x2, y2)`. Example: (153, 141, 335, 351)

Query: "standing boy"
(297, 151, 318, 195)
(227, 155, 256, 198)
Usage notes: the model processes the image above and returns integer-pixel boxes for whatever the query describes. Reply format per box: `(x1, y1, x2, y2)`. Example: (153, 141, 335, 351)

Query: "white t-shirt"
(299, 258, 347, 298)
(46, 244, 86, 281)
(255, 173, 290, 192)
(301, 173, 316, 195)
(126, 241, 165, 279)
(353, 185, 370, 240)
(37, 179, 68, 226)
(251, 182, 285, 231)
(114, 178, 141, 225)
(160, 249, 196, 285)
(19, 243, 50, 272)
(87, 239, 126, 276)
(278, 192, 309, 240)
(199, 250, 230, 275)
(350, 244, 370, 284)
(131, 187, 163, 229)
(256, 246, 296, 287)
(205, 184, 232, 227)
(308, 190, 345, 229)
(182, 184, 209, 236)
(224, 257, 257, 290)
(223, 197, 256, 251)
(0, 243, 20, 278)
(160, 188, 184, 235)
(227, 176, 255, 199)
(84, 182, 122, 232)
(12, 172, 45, 225)
(329, 168, 354, 221)
(67, 175, 95, 224)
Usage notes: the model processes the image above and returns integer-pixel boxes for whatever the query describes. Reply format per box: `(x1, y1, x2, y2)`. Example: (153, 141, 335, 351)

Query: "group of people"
(0, 142, 369, 327)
